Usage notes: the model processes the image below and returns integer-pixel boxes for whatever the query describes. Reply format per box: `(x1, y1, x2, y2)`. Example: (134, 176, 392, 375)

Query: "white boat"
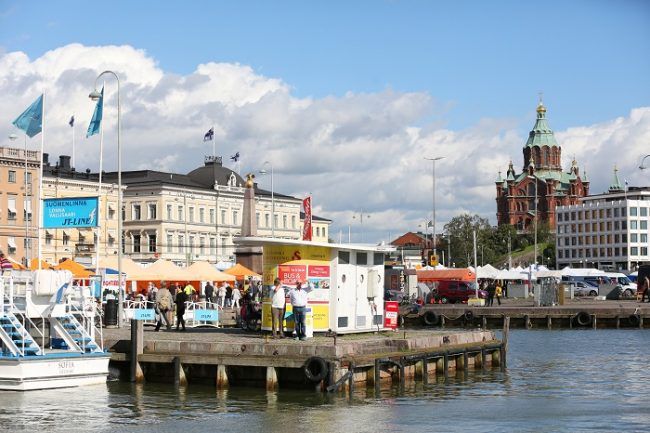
(0, 271, 110, 391)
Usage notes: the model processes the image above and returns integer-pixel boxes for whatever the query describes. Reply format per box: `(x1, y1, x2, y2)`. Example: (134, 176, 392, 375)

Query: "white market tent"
(476, 264, 499, 279)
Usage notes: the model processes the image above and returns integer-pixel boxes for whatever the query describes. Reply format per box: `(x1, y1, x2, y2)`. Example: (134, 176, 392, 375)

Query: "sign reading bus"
(43, 197, 99, 228)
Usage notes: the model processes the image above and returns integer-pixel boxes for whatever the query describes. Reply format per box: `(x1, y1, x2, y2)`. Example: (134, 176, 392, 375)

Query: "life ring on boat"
(628, 314, 641, 327)
(304, 356, 329, 383)
(422, 311, 439, 326)
(464, 310, 474, 322)
(575, 311, 591, 326)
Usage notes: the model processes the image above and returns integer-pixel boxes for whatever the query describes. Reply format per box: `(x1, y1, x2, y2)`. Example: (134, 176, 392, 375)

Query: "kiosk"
(234, 237, 394, 334)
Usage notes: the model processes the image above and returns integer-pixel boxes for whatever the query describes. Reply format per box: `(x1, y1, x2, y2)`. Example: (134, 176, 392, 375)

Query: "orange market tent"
(224, 263, 261, 280)
(187, 261, 236, 282)
(145, 259, 194, 281)
(6, 256, 27, 270)
(98, 257, 151, 280)
(29, 259, 53, 270)
(416, 268, 475, 282)
(53, 258, 93, 278)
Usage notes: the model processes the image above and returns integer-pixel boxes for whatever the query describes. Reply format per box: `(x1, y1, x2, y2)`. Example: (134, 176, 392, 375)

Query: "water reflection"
(0, 330, 649, 432)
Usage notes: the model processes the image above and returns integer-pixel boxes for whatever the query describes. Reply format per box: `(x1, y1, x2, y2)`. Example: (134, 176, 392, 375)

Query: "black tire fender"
(422, 311, 439, 326)
(629, 314, 641, 327)
(576, 311, 591, 326)
(304, 357, 329, 383)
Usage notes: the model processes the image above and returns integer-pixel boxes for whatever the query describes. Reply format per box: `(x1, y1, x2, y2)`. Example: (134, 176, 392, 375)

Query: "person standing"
(643, 275, 650, 303)
(217, 283, 227, 308)
(147, 282, 158, 309)
(231, 284, 242, 309)
(289, 281, 311, 341)
(154, 283, 173, 331)
(184, 281, 196, 300)
(204, 281, 215, 307)
(495, 281, 503, 306)
(486, 281, 495, 307)
(175, 288, 187, 331)
(0, 253, 13, 274)
(271, 278, 286, 338)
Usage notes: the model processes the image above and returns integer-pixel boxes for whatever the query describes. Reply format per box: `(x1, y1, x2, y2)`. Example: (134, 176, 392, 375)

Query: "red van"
(431, 280, 487, 304)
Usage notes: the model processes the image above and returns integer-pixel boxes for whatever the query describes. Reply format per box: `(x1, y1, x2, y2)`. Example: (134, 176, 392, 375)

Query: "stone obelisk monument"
(234, 173, 263, 274)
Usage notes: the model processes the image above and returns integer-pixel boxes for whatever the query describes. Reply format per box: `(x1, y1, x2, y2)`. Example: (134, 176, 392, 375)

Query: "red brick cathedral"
(496, 101, 589, 231)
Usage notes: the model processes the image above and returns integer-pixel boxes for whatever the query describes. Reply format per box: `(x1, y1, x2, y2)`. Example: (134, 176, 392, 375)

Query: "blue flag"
(12, 95, 43, 138)
(86, 86, 104, 138)
(203, 127, 214, 141)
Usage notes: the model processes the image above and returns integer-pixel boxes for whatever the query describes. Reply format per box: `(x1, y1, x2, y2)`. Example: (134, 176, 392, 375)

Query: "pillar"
(130, 319, 144, 383)
(216, 365, 229, 390)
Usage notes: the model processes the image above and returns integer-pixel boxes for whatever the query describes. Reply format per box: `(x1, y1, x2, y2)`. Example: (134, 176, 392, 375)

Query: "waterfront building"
(390, 232, 432, 267)
(41, 154, 121, 266)
(0, 146, 40, 265)
(496, 101, 589, 232)
(102, 156, 331, 265)
(555, 174, 650, 271)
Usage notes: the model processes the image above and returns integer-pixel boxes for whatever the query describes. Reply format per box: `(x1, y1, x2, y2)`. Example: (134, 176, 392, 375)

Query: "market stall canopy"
(417, 268, 475, 281)
(145, 259, 194, 281)
(29, 259, 53, 270)
(476, 264, 499, 279)
(224, 263, 261, 279)
(187, 261, 236, 282)
(495, 269, 530, 280)
(53, 259, 93, 278)
(7, 256, 26, 270)
(98, 257, 150, 280)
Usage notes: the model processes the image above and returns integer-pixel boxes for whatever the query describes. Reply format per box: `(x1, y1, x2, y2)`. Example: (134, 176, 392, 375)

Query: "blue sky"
(2, 0, 649, 131)
(0, 0, 649, 242)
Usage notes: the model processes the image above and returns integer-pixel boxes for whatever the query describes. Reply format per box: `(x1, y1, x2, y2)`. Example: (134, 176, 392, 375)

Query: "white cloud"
(1, 44, 648, 244)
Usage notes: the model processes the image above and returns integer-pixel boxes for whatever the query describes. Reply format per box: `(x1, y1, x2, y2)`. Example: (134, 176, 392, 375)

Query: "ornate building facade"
(496, 101, 589, 231)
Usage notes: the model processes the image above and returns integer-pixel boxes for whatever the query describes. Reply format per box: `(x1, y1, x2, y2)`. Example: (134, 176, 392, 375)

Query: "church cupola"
(523, 98, 562, 171)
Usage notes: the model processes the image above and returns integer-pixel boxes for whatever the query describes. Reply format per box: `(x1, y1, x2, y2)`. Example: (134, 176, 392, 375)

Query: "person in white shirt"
(271, 278, 286, 338)
(231, 284, 242, 309)
(289, 281, 312, 340)
(217, 284, 227, 308)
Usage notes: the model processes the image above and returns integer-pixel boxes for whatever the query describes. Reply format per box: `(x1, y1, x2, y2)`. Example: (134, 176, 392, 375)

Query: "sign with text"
(278, 265, 307, 285)
(194, 309, 218, 322)
(43, 197, 99, 228)
(134, 309, 155, 321)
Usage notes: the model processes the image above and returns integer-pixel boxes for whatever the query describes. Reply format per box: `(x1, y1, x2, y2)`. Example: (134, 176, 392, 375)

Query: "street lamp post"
(259, 161, 274, 238)
(640, 155, 650, 170)
(424, 156, 445, 262)
(90, 71, 122, 327)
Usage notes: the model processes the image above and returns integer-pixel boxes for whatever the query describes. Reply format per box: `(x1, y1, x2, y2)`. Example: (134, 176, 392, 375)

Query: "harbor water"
(1, 329, 649, 433)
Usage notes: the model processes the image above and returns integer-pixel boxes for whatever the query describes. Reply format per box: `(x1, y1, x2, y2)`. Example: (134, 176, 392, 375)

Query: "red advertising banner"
(302, 196, 312, 241)
(308, 265, 330, 278)
(278, 265, 307, 285)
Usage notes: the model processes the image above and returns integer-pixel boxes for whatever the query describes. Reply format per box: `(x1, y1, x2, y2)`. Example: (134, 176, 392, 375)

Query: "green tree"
(443, 214, 492, 268)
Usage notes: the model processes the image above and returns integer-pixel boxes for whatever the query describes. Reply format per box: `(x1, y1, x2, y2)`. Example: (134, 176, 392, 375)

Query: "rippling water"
(2, 330, 649, 433)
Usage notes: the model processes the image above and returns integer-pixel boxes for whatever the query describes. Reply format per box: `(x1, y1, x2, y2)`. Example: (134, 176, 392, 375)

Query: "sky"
(1, 0, 649, 243)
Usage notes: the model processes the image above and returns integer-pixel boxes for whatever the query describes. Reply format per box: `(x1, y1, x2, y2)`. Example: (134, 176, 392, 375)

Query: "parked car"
(429, 280, 487, 304)
(384, 289, 407, 304)
(569, 281, 599, 297)
(605, 273, 637, 298)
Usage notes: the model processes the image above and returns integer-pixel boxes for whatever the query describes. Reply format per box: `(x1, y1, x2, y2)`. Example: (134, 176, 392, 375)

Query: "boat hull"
(0, 353, 110, 391)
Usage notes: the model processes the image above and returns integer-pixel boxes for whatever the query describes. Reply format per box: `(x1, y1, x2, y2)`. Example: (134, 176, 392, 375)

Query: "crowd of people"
(479, 279, 504, 306)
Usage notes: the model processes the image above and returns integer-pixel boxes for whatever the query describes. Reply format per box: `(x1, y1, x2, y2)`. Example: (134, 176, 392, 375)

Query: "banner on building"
(302, 196, 312, 241)
(43, 197, 99, 228)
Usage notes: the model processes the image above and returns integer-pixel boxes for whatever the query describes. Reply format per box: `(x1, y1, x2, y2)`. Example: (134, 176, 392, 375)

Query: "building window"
(641, 221, 648, 230)
(7, 196, 17, 220)
(199, 208, 205, 223)
(292, 215, 296, 229)
(108, 205, 115, 220)
(178, 235, 184, 253)
(24, 200, 32, 222)
(167, 234, 173, 253)
(45, 232, 52, 245)
(641, 207, 648, 217)
(189, 236, 195, 255)
(189, 207, 195, 222)
(631, 247, 638, 256)
(316, 227, 320, 237)
(283, 215, 287, 229)
(274, 214, 278, 229)
(7, 237, 16, 253)
(210, 209, 215, 224)
(148, 234, 156, 253)
(233, 211, 238, 226)
(614, 208, 619, 217)
(108, 232, 115, 247)
(630, 221, 638, 230)
(62, 232, 69, 246)
(199, 237, 205, 255)
(133, 204, 142, 220)
(631, 234, 638, 243)
(630, 207, 638, 216)
(256, 212, 260, 226)
(26, 172, 32, 184)
(148, 203, 157, 220)
(265, 214, 270, 227)
(221, 210, 226, 224)
(642, 247, 648, 256)
(133, 234, 141, 253)
(78, 231, 85, 243)
(641, 234, 648, 243)
(8, 170, 16, 183)
(210, 237, 216, 255)
(178, 206, 183, 221)
(167, 204, 172, 220)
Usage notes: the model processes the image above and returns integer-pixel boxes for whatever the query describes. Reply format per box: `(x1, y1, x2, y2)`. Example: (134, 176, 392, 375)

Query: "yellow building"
(0, 146, 40, 265)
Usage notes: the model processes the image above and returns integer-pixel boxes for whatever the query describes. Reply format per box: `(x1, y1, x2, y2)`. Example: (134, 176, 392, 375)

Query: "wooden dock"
(104, 324, 506, 392)
(403, 300, 650, 330)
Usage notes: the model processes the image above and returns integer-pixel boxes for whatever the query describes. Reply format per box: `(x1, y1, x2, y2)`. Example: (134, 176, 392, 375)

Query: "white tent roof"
(477, 264, 499, 279)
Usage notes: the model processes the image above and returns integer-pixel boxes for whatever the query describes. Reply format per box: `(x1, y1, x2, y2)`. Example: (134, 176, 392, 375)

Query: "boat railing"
(1, 274, 46, 356)
(64, 288, 105, 353)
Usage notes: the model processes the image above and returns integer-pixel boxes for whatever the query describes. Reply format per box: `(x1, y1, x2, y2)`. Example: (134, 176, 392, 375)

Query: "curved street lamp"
(640, 154, 650, 170)
(90, 71, 123, 327)
(259, 161, 274, 238)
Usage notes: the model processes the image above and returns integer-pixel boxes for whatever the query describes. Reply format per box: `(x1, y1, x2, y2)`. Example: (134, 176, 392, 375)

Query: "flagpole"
(212, 124, 215, 157)
(37, 93, 45, 271)
(72, 115, 76, 169)
(95, 83, 105, 276)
